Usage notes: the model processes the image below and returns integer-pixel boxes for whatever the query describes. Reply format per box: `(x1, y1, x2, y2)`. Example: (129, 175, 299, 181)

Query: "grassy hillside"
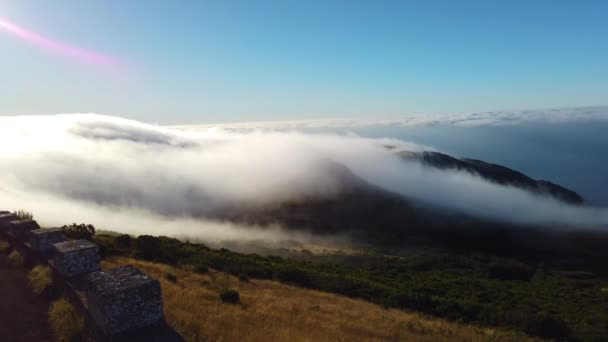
(94, 233, 608, 341)
(103, 256, 536, 341)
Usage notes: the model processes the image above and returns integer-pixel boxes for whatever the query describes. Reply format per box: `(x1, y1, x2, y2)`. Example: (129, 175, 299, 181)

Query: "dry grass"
(28, 265, 53, 296)
(48, 298, 84, 342)
(12, 209, 33, 220)
(0, 238, 10, 254)
(103, 257, 538, 342)
(8, 249, 24, 266)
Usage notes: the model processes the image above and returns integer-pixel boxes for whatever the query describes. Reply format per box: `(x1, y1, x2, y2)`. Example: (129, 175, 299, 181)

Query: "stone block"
(9, 219, 40, 241)
(30, 228, 66, 253)
(0, 213, 17, 234)
(86, 266, 164, 335)
(52, 240, 101, 277)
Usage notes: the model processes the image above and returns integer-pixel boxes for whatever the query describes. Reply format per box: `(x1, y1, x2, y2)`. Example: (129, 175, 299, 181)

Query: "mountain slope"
(103, 256, 538, 342)
(398, 151, 583, 204)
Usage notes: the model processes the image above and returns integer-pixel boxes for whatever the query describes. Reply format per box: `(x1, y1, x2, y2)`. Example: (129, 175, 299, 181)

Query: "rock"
(30, 228, 66, 254)
(86, 266, 164, 335)
(52, 240, 101, 278)
(8, 219, 40, 241)
(0, 213, 18, 234)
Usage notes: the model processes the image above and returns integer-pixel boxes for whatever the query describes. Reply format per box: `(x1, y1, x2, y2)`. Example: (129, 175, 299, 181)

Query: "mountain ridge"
(398, 151, 584, 205)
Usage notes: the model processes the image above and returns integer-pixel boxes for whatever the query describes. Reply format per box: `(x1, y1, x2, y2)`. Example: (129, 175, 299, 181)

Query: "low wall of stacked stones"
(0, 211, 180, 341)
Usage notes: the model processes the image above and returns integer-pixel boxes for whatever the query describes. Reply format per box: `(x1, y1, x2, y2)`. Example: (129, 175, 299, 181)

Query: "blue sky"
(1, 1, 607, 124)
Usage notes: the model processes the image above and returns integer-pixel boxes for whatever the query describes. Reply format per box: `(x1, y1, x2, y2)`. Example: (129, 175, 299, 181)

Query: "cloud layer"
(171, 106, 608, 132)
(0, 114, 606, 243)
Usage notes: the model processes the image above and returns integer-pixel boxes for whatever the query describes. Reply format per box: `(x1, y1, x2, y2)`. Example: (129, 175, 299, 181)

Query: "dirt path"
(0, 253, 53, 342)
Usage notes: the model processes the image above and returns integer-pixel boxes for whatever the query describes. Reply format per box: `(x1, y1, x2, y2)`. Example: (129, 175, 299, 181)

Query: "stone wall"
(53, 240, 101, 278)
(86, 266, 164, 335)
(0, 210, 174, 341)
(30, 228, 66, 254)
(8, 219, 39, 241)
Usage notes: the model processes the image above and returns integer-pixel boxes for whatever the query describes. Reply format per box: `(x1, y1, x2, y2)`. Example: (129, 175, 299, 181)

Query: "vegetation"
(8, 249, 24, 266)
(0, 238, 10, 254)
(48, 298, 84, 342)
(12, 209, 33, 220)
(219, 289, 240, 304)
(61, 223, 96, 240)
(27, 265, 53, 296)
(194, 264, 209, 274)
(164, 273, 178, 283)
(103, 256, 536, 341)
(95, 233, 608, 340)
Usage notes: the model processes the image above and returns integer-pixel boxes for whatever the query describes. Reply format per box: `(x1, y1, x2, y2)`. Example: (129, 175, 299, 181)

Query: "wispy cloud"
(171, 106, 608, 132)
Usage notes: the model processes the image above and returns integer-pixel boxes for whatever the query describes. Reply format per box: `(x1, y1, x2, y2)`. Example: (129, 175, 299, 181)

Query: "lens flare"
(0, 17, 121, 67)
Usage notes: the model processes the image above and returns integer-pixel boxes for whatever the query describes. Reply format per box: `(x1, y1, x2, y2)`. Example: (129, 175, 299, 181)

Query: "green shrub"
(238, 274, 249, 282)
(275, 267, 311, 286)
(114, 234, 132, 248)
(219, 289, 240, 304)
(61, 223, 95, 240)
(563, 271, 595, 280)
(134, 235, 162, 260)
(165, 273, 178, 283)
(194, 264, 209, 274)
(523, 312, 571, 340)
(487, 261, 534, 280)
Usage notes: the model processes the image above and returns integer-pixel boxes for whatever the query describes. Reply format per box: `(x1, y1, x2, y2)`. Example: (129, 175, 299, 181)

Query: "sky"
(1, 1, 607, 124)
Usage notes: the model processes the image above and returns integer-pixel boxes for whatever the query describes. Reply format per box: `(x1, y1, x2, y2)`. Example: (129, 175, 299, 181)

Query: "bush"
(523, 312, 571, 340)
(165, 273, 178, 283)
(219, 289, 240, 304)
(238, 274, 249, 282)
(8, 250, 24, 266)
(488, 261, 534, 281)
(563, 271, 595, 280)
(114, 234, 132, 248)
(28, 265, 53, 296)
(134, 235, 162, 260)
(48, 298, 84, 342)
(194, 264, 209, 274)
(61, 223, 96, 240)
(393, 291, 434, 311)
(12, 209, 33, 220)
(275, 267, 311, 286)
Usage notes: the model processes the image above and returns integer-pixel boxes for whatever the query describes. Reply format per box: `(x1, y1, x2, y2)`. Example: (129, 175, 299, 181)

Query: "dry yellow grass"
(48, 298, 84, 342)
(28, 265, 53, 296)
(103, 257, 538, 342)
(0, 237, 10, 253)
(8, 249, 24, 266)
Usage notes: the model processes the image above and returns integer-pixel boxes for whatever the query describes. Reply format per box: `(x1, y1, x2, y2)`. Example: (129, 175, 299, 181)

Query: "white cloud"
(0, 113, 606, 244)
(170, 106, 608, 132)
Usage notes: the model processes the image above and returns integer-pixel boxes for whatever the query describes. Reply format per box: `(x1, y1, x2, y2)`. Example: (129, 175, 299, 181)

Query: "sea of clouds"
(171, 106, 608, 132)
(0, 112, 607, 243)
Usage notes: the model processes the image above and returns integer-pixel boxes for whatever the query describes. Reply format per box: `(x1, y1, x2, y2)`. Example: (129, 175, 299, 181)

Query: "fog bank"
(0, 114, 606, 242)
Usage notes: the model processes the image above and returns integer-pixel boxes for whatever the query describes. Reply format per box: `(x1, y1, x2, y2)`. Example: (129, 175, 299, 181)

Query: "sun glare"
(0, 16, 121, 67)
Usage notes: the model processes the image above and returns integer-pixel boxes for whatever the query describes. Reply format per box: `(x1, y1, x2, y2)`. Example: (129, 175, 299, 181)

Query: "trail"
(0, 253, 53, 342)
